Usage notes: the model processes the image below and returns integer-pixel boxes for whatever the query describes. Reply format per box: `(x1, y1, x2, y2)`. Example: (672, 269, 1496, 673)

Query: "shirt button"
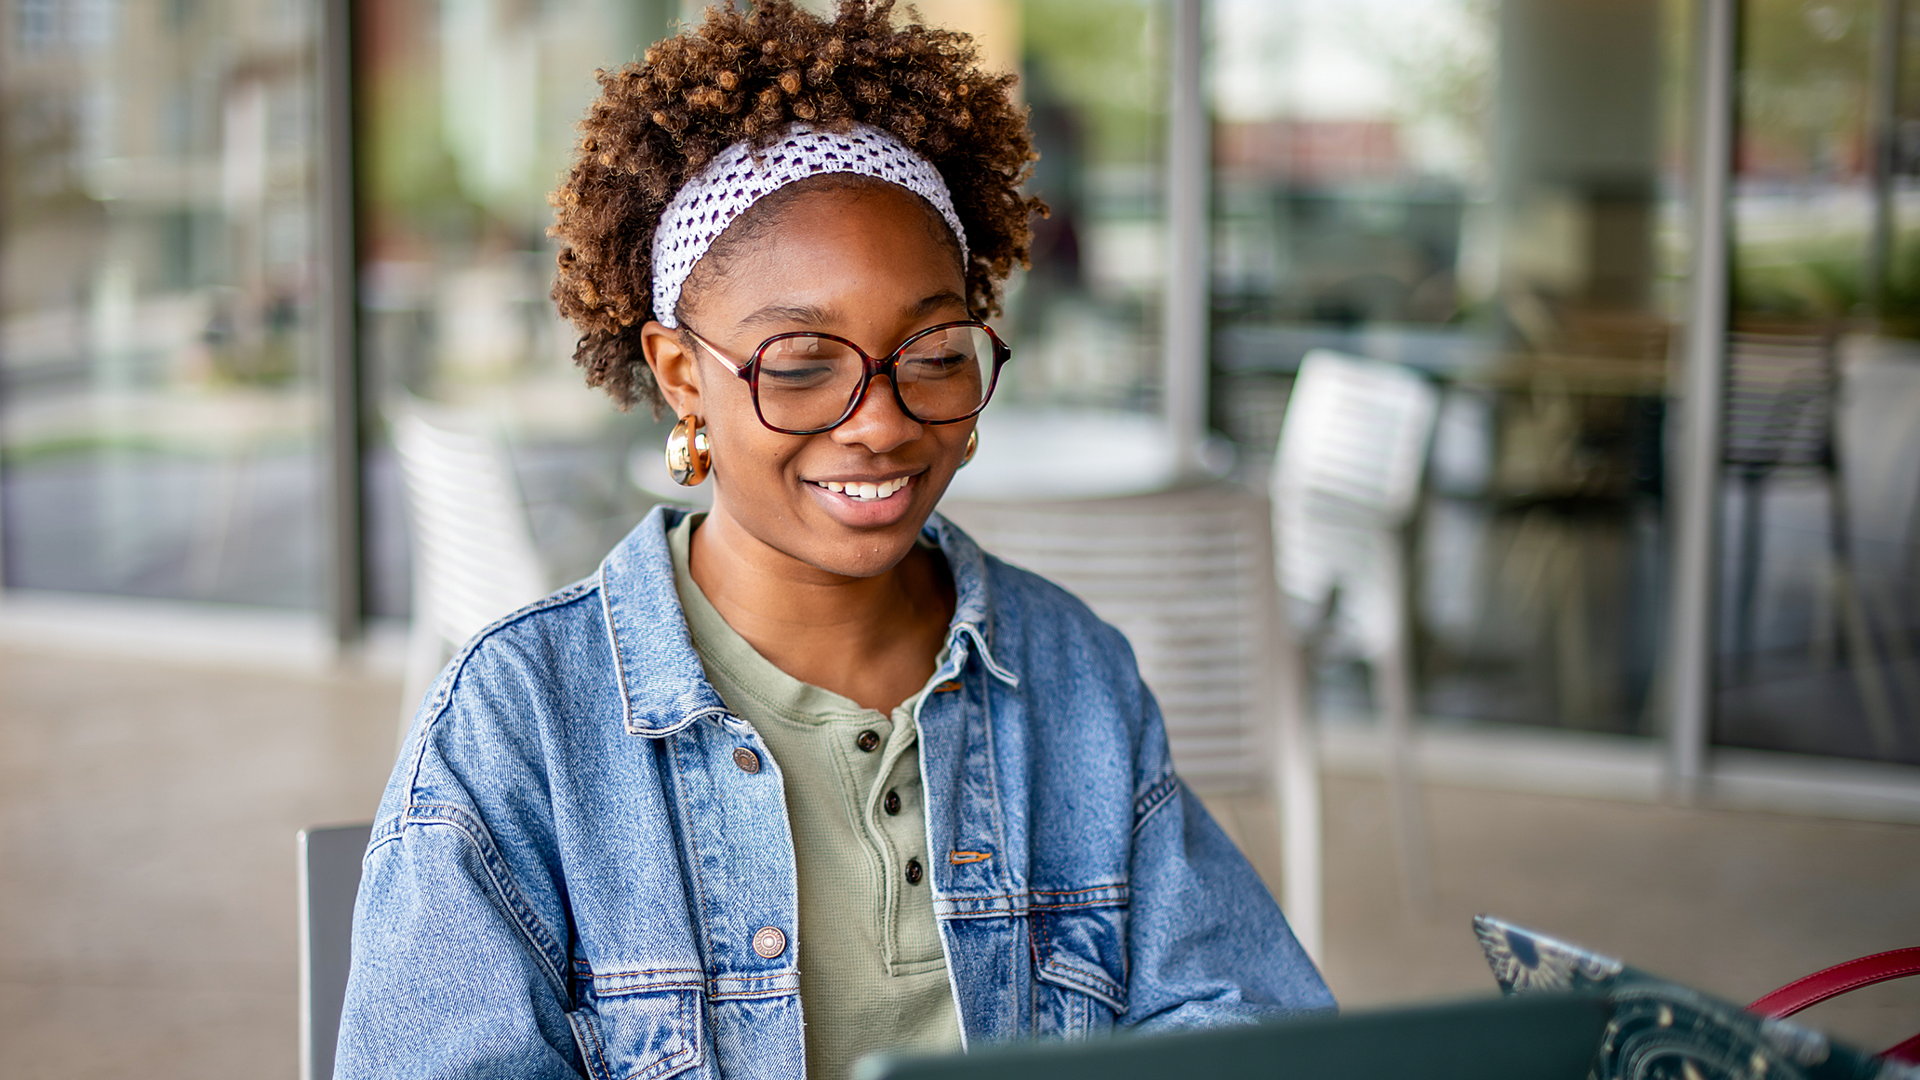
(905, 858, 924, 885)
(752, 926, 786, 958)
(883, 789, 901, 815)
(856, 729, 880, 752)
(732, 747, 761, 774)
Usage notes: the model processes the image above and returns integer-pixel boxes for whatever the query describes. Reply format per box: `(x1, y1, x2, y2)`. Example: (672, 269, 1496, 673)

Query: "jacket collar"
(599, 505, 1015, 738)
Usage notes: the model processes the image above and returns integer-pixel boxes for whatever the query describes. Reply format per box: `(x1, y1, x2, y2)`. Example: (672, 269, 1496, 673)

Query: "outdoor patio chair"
(298, 822, 373, 1080)
(940, 484, 1323, 960)
(1270, 348, 1441, 912)
(392, 401, 550, 739)
(1724, 324, 1904, 757)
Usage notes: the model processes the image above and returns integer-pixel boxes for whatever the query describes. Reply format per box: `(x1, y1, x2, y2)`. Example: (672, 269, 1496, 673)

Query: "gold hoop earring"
(960, 429, 979, 467)
(666, 415, 711, 486)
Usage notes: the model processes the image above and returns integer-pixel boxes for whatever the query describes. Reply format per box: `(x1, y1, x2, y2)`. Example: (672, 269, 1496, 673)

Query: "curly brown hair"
(548, 0, 1044, 412)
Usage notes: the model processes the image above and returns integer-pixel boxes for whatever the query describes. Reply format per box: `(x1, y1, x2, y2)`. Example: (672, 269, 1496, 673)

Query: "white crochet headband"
(649, 123, 969, 328)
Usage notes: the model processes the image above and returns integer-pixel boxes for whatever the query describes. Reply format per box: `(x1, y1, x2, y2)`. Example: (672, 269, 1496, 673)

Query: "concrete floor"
(3, 643, 1917, 1078)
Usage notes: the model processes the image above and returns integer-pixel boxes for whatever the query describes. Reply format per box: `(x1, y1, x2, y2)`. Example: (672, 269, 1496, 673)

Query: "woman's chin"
(800, 481, 942, 576)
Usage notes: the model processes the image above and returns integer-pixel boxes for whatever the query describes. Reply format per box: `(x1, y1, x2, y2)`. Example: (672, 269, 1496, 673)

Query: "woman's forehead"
(685, 183, 969, 326)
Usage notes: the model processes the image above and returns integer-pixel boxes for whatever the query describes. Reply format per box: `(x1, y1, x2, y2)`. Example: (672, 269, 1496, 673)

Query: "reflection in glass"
(357, 0, 671, 616)
(1211, 0, 1684, 736)
(995, 0, 1167, 413)
(1715, 0, 1920, 764)
(2, 0, 323, 607)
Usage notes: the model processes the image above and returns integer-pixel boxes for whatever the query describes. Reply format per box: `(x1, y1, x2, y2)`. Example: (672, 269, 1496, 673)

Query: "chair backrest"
(299, 822, 373, 1080)
(393, 403, 550, 649)
(1273, 349, 1440, 528)
(1270, 350, 1439, 643)
(1723, 327, 1837, 474)
(941, 485, 1283, 794)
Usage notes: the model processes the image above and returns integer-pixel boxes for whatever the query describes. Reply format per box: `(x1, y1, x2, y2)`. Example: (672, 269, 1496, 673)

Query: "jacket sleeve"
(334, 810, 587, 1080)
(1119, 691, 1337, 1034)
(334, 640, 589, 1080)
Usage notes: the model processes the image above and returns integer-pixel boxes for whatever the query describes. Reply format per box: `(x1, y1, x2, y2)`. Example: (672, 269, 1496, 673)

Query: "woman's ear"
(642, 321, 702, 418)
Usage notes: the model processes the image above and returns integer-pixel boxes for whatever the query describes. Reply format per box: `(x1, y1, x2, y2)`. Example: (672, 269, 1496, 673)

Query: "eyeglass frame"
(681, 319, 1012, 436)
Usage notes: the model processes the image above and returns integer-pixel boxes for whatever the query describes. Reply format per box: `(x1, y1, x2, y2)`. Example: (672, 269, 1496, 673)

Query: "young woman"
(335, 4, 1332, 1078)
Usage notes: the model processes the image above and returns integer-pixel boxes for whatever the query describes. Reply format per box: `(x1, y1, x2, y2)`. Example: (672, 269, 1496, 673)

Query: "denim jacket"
(336, 506, 1334, 1079)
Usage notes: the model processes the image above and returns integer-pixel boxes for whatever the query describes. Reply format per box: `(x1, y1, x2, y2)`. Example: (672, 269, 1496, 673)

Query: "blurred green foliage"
(1735, 232, 1920, 335)
(1022, 0, 1164, 165)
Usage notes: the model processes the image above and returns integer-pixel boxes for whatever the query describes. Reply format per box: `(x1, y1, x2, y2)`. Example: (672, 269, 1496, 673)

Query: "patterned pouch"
(1473, 915, 1919, 1080)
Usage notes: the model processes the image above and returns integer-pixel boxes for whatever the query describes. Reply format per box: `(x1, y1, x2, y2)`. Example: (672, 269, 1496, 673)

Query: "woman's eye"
(901, 352, 971, 377)
(759, 363, 837, 388)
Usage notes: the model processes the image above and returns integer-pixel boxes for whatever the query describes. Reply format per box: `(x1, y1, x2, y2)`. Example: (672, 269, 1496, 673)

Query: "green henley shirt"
(667, 514, 963, 1080)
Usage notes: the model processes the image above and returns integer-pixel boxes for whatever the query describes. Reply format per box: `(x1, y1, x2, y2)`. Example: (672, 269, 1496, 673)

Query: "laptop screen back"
(855, 992, 1612, 1080)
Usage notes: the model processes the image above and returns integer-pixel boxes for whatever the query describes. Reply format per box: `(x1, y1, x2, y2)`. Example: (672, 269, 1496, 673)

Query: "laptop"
(858, 916, 1912, 1080)
(855, 992, 1612, 1080)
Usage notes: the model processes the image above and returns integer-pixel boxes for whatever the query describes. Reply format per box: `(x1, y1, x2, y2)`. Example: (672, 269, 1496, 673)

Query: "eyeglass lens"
(754, 325, 996, 431)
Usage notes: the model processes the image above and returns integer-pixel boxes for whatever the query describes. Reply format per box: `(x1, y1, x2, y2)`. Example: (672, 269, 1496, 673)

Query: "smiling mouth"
(810, 476, 911, 501)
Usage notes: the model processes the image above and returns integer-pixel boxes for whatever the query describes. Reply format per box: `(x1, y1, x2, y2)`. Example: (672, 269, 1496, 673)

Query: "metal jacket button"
(905, 858, 924, 885)
(732, 747, 760, 773)
(752, 926, 786, 958)
(856, 729, 880, 752)
(883, 789, 901, 815)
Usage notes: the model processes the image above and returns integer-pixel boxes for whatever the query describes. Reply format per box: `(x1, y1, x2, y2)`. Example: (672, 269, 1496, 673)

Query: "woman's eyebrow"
(738, 302, 838, 328)
(736, 290, 968, 330)
(908, 290, 969, 318)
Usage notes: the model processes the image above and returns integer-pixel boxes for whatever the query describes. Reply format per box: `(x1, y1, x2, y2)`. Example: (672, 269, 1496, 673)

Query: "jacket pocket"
(1030, 906, 1129, 1038)
(568, 979, 704, 1080)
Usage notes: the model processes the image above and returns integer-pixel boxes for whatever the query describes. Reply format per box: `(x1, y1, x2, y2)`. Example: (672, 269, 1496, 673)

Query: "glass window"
(988, 0, 1167, 414)
(2, 0, 325, 608)
(1211, 0, 1689, 737)
(1715, 0, 1920, 764)
(356, 0, 676, 617)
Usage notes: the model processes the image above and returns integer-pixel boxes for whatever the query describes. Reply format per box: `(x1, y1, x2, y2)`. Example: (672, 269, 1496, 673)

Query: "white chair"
(940, 484, 1322, 960)
(392, 402, 551, 738)
(1271, 348, 1441, 912)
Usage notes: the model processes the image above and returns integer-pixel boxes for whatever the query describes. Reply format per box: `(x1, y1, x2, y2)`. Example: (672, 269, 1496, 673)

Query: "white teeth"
(815, 476, 910, 500)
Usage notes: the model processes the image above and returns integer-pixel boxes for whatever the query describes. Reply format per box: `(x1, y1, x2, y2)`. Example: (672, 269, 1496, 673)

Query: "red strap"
(1749, 948, 1920, 1019)
(1748, 947, 1920, 1063)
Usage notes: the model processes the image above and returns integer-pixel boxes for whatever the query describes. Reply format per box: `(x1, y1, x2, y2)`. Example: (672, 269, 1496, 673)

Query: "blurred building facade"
(2, 0, 1917, 785)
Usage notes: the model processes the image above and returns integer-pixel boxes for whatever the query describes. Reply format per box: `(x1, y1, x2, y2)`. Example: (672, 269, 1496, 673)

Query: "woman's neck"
(687, 507, 954, 713)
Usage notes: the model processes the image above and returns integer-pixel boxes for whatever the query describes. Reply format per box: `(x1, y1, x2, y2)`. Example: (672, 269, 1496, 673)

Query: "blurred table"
(944, 407, 1198, 501)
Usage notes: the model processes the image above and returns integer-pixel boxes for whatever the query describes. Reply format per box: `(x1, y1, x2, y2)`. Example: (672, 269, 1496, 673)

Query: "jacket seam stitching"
(402, 580, 599, 799)
(708, 971, 794, 984)
(1132, 767, 1180, 834)
(1030, 916, 1127, 1010)
(968, 654, 1016, 896)
(566, 1006, 611, 1080)
(937, 885, 1128, 903)
(621, 992, 699, 1080)
(395, 804, 570, 999)
(666, 738, 726, 994)
(595, 979, 705, 993)
(600, 560, 639, 736)
(582, 966, 706, 979)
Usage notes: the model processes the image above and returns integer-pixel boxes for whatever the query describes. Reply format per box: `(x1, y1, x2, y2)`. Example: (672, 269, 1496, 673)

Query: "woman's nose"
(831, 373, 922, 453)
